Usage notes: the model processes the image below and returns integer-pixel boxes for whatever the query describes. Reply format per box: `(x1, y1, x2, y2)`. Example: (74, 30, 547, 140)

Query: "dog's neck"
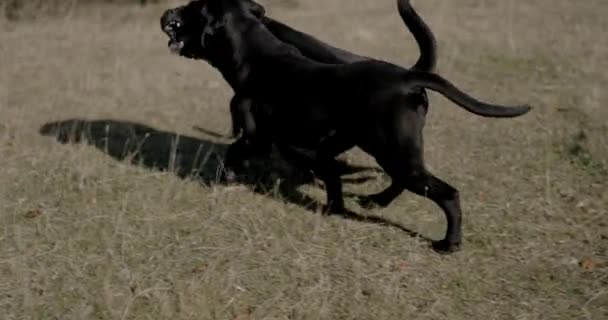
(203, 14, 303, 90)
(202, 18, 249, 89)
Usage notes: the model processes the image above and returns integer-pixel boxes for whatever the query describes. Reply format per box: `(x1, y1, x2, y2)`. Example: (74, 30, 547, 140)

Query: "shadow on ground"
(39, 118, 431, 242)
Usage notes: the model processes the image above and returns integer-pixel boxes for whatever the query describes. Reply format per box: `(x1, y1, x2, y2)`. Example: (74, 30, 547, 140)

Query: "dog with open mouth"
(161, 0, 437, 138)
(160, 0, 531, 253)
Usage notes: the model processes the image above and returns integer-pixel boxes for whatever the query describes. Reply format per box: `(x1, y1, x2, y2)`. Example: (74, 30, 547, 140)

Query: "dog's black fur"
(257, 0, 437, 71)
(161, 0, 437, 138)
(160, 0, 531, 253)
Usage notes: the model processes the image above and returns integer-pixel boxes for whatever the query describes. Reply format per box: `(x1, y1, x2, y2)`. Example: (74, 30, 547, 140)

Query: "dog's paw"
(357, 195, 385, 209)
(321, 204, 352, 216)
(431, 239, 461, 254)
(222, 169, 239, 184)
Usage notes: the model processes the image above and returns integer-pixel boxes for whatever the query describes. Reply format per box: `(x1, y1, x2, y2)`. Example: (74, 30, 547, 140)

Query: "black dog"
(161, 0, 436, 201)
(161, 0, 531, 253)
(161, 0, 436, 183)
(161, 0, 436, 139)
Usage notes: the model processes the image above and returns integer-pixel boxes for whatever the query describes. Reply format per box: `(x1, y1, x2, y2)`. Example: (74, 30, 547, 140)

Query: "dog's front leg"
(317, 162, 347, 214)
(229, 95, 257, 138)
(314, 135, 356, 215)
(225, 96, 274, 181)
(223, 137, 251, 182)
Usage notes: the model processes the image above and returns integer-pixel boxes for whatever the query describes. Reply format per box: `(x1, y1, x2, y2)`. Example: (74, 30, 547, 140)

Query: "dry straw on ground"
(1, 0, 607, 319)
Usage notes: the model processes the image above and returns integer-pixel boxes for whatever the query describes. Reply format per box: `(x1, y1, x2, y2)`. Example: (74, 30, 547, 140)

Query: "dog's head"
(160, 0, 266, 59)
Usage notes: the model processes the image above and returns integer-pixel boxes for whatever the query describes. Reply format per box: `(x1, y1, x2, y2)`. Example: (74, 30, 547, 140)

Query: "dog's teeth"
(176, 22, 181, 28)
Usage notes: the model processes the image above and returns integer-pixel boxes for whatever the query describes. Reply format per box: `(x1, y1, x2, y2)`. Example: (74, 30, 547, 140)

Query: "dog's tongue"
(169, 40, 184, 54)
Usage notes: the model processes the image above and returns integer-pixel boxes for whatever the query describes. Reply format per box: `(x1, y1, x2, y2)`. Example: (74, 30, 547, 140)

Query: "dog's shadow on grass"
(39, 118, 430, 242)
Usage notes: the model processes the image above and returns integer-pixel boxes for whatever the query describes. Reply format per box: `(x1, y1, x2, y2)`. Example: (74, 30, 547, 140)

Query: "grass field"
(1, 0, 607, 319)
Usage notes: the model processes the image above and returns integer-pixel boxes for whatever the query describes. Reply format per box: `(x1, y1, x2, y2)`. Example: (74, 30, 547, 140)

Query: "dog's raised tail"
(404, 71, 532, 118)
(398, 0, 437, 72)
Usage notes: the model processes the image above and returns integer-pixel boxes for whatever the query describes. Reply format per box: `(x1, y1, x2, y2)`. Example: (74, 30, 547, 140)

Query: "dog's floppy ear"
(201, 18, 227, 46)
(245, 1, 266, 18)
(200, 5, 228, 46)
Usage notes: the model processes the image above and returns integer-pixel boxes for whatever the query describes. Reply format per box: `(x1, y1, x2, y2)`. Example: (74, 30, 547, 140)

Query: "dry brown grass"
(1, 0, 607, 319)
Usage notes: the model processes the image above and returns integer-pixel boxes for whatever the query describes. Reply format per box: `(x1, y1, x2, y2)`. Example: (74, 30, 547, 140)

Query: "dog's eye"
(166, 21, 181, 30)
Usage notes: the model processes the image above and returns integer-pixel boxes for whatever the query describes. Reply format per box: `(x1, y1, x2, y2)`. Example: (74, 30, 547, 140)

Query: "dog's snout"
(160, 9, 176, 27)
(161, 8, 184, 34)
(163, 21, 181, 34)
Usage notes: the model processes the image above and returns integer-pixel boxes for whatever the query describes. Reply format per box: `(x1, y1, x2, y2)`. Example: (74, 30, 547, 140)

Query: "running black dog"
(161, 0, 531, 253)
(161, 0, 436, 138)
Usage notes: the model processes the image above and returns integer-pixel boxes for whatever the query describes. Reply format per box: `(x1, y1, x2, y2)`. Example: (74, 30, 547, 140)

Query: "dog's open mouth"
(163, 20, 186, 55)
(168, 39, 185, 54)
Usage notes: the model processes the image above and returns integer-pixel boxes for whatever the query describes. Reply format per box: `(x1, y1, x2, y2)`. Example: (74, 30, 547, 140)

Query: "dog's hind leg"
(362, 163, 463, 253)
(358, 182, 406, 209)
(359, 110, 462, 252)
(403, 169, 463, 253)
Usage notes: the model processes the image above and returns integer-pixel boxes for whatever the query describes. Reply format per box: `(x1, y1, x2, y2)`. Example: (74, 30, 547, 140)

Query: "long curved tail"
(397, 0, 437, 72)
(403, 71, 532, 117)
